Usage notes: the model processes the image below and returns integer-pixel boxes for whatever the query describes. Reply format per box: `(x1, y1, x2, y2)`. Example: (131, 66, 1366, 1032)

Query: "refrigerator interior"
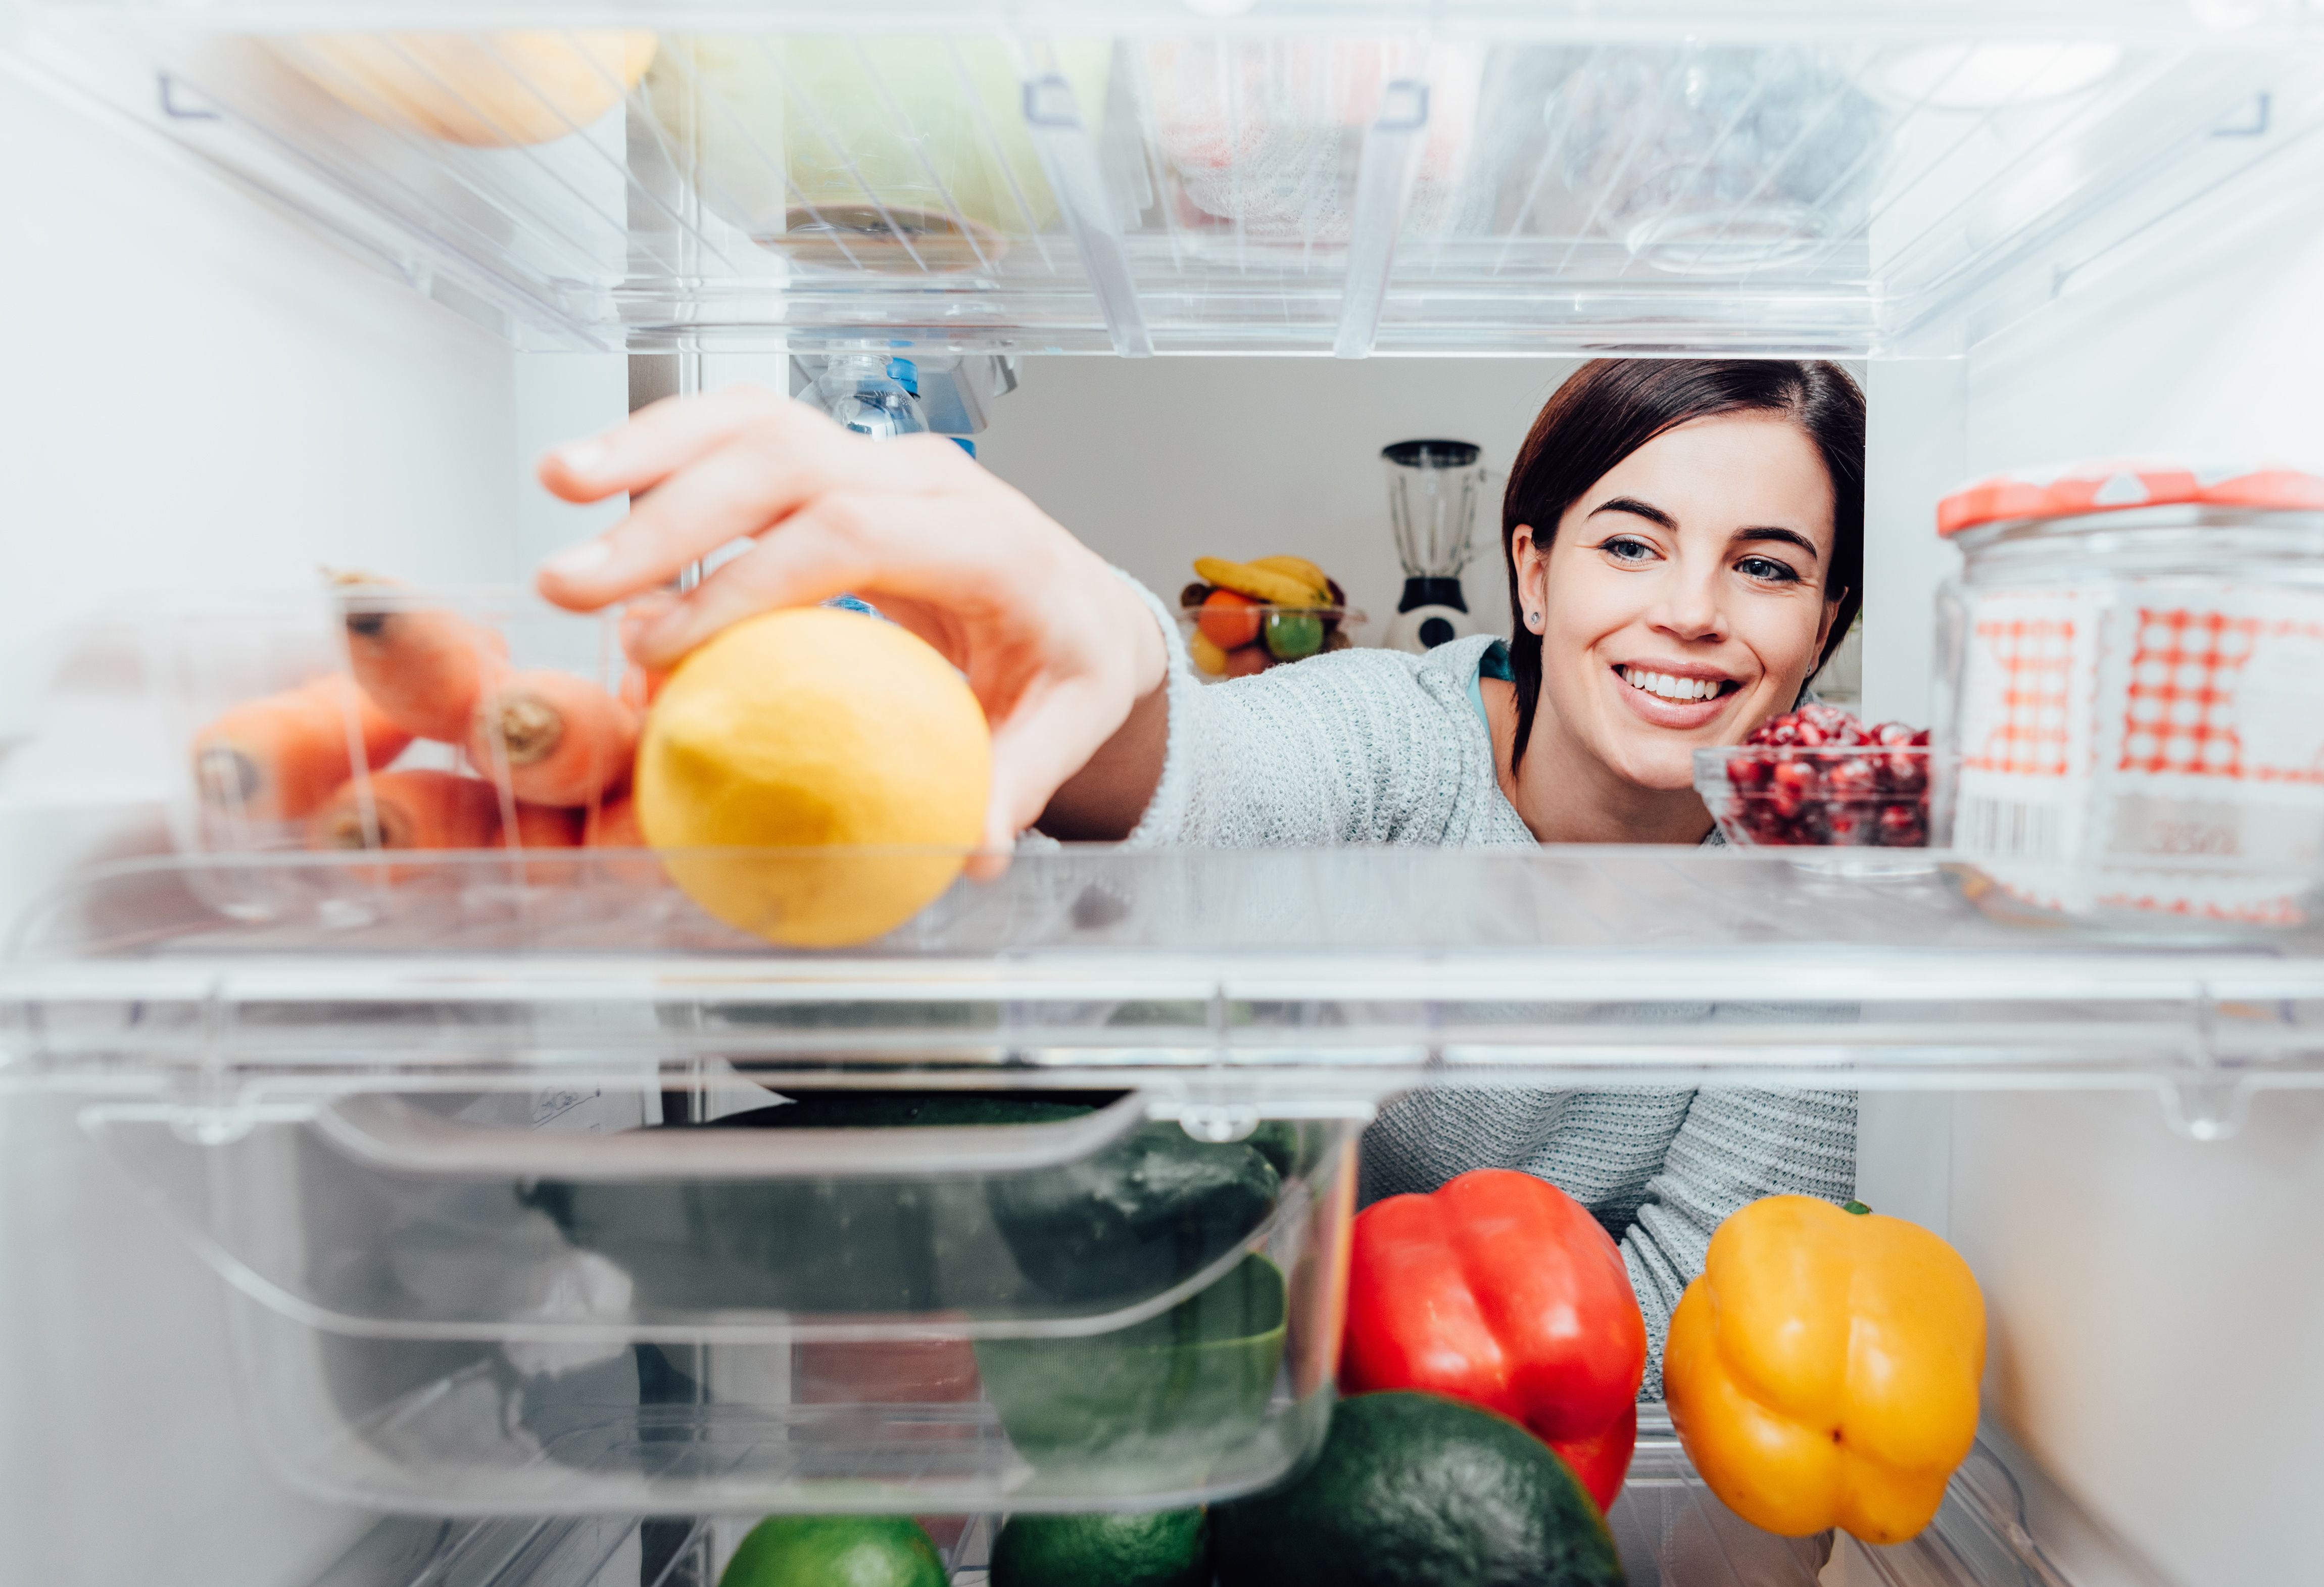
(7, 3, 2324, 1585)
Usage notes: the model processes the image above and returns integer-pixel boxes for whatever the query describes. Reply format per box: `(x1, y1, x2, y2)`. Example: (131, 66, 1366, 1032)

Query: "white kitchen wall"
(0, 61, 527, 1587)
(974, 356, 1584, 646)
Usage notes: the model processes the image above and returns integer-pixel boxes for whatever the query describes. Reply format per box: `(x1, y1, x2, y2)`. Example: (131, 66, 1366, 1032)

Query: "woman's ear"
(1511, 523, 1550, 635)
(1812, 588, 1848, 660)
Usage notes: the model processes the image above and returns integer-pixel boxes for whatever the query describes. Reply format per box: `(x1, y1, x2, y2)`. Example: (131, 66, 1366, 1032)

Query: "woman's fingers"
(620, 490, 1040, 666)
(538, 410, 979, 612)
(538, 383, 798, 504)
(618, 494, 893, 666)
(984, 675, 1126, 845)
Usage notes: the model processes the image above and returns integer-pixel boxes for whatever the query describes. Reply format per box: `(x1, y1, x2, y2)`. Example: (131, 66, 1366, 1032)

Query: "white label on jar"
(1953, 589, 2099, 863)
(1958, 581, 2324, 921)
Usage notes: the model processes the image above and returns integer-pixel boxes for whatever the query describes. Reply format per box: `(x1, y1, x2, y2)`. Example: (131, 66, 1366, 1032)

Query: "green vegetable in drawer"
(522, 1092, 1287, 1318)
(977, 1255, 1286, 1477)
(990, 1507, 1212, 1587)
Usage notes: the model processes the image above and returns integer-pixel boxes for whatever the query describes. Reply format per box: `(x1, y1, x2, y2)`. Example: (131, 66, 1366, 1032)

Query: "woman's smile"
(1609, 660, 1745, 729)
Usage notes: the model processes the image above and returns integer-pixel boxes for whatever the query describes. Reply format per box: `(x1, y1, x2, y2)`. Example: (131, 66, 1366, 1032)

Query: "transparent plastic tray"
(15, 5, 2320, 356)
(9, 846, 2324, 1128)
(141, 582, 627, 875)
(91, 1076, 1353, 1513)
(304, 1410, 2078, 1586)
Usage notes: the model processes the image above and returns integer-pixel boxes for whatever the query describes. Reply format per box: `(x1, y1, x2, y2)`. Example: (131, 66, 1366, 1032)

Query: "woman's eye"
(1737, 555, 1799, 583)
(1600, 536, 1658, 563)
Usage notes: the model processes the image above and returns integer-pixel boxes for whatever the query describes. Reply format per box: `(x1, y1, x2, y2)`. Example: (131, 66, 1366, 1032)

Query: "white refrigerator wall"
(1930, 200, 2324, 1587)
(0, 68, 532, 1587)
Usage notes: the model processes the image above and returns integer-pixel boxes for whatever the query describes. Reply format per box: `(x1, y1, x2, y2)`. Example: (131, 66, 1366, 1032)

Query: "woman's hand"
(535, 385, 1170, 853)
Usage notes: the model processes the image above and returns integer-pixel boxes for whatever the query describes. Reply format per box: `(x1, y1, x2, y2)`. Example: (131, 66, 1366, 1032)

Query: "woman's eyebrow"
(1732, 525, 1821, 561)
(1587, 496, 1677, 530)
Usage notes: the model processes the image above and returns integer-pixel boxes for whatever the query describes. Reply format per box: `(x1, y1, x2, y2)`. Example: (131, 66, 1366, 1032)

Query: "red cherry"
(1827, 757, 1880, 799)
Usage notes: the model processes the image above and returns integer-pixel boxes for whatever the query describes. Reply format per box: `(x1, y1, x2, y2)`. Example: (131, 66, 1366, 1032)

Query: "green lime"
(991, 1508, 1211, 1587)
(718, 1516, 946, 1587)
(1263, 609, 1325, 661)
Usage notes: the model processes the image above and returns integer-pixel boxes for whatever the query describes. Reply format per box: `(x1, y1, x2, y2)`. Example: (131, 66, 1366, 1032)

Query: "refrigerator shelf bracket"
(1021, 72, 1152, 358)
(1333, 78, 1430, 361)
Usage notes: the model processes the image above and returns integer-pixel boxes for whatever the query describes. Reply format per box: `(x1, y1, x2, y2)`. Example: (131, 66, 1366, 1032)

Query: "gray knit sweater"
(1120, 590, 1856, 1398)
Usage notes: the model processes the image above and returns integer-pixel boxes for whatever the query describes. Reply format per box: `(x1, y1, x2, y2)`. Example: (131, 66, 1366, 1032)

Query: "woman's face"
(1513, 411, 1841, 793)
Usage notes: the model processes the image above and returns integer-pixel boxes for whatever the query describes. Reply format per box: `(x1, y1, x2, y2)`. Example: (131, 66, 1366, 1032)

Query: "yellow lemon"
(636, 609, 989, 948)
(287, 31, 658, 148)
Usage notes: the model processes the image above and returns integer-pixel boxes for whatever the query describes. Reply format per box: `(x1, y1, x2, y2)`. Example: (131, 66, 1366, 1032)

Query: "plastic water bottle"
(814, 353, 929, 441)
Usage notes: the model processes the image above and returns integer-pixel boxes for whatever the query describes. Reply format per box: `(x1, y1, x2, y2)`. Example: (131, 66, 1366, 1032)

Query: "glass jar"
(1934, 462, 2324, 922)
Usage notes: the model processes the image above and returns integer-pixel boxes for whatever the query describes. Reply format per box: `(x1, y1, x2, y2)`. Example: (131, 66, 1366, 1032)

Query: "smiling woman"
(533, 357, 1865, 1396)
(1491, 360, 1864, 842)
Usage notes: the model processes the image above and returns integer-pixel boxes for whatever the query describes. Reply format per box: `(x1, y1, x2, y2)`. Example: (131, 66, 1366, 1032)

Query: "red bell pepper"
(1339, 1167, 1648, 1512)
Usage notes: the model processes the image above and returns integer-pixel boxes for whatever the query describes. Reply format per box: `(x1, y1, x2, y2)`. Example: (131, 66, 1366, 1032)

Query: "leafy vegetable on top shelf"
(284, 32, 657, 148)
(1213, 1391, 1626, 1587)
(1339, 1168, 1647, 1513)
(1663, 1195, 1986, 1545)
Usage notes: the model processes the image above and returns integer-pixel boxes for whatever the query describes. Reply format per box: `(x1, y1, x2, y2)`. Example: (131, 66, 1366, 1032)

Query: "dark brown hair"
(1501, 358, 1864, 768)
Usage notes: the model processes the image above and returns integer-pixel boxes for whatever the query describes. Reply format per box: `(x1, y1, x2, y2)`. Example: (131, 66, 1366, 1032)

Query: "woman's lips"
(1609, 664, 1736, 729)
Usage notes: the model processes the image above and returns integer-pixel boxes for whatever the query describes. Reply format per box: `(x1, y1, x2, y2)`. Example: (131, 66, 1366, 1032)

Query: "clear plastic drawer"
(89, 1080, 1355, 1514)
(301, 1410, 2086, 1587)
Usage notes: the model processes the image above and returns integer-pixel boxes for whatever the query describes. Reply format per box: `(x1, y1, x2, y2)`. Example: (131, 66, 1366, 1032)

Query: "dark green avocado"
(1214, 1391, 1626, 1587)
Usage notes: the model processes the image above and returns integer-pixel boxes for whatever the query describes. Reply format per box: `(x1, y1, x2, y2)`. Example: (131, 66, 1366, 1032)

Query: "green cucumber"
(524, 1092, 1284, 1316)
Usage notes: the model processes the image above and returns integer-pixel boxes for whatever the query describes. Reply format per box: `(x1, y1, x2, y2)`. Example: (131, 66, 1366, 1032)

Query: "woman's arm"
(535, 386, 1170, 849)
(1620, 1086, 1858, 1398)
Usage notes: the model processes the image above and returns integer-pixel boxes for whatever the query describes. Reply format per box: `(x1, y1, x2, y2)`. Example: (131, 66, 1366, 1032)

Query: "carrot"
(192, 674, 412, 822)
(583, 792, 645, 848)
(502, 799, 584, 885)
(307, 768, 502, 853)
(507, 801, 582, 849)
(617, 662, 666, 713)
(332, 572, 509, 742)
(467, 669, 640, 806)
(582, 791, 662, 886)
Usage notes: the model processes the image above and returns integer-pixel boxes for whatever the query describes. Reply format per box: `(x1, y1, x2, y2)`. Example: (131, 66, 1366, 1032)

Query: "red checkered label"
(2121, 608, 2324, 784)
(1963, 616, 2075, 777)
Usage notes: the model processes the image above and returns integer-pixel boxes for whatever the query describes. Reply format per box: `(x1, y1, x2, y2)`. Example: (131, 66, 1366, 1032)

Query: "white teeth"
(1623, 666, 1721, 703)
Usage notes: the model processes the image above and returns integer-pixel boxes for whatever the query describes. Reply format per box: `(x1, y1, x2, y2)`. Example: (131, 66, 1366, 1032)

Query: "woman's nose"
(1649, 569, 1726, 643)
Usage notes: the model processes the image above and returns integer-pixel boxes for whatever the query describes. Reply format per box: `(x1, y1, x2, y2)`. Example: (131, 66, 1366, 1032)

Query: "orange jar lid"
(1936, 460, 2324, 537)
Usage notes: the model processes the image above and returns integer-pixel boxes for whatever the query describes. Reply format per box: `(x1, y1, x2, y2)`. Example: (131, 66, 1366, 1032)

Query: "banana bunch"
(1180, 555, 1353, 679)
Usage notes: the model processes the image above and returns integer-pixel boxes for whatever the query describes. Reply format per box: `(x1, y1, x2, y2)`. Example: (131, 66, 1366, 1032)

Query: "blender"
(1380, 440, 1488, 653)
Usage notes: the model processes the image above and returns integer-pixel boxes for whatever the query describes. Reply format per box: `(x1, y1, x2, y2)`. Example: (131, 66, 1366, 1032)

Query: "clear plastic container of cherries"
(1693, 704, 1930, 847)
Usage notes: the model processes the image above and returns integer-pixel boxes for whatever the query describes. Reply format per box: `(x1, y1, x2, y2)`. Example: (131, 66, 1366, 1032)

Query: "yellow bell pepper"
(1663, 1195, 1986, 1545)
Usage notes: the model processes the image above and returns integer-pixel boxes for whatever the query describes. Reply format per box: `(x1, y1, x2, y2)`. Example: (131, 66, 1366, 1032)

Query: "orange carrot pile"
(508, 801, 582, 849)
(193, 675, 412, 823)
(187, 571, 654, 889)
(334, 572, 509, 742)
(308, 768, 501, 852)
(467, 668, 640, 806)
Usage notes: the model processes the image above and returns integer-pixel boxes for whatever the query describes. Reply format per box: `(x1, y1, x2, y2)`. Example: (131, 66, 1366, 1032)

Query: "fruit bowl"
(1177, 601, 1363, 680)
(1694, 735, 1930, 848)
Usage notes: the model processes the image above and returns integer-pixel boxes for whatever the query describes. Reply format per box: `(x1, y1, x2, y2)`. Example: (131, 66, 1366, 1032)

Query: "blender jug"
(1381, 440, 1486, 653)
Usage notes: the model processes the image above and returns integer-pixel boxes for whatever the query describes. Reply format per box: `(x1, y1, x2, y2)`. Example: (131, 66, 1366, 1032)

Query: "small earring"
(1526, 611, 1542, 630)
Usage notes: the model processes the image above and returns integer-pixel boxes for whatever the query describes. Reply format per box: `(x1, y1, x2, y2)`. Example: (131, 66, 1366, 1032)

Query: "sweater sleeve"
(1620, 1085, 1859, 1400)
(1117, 575, 1491, 848)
